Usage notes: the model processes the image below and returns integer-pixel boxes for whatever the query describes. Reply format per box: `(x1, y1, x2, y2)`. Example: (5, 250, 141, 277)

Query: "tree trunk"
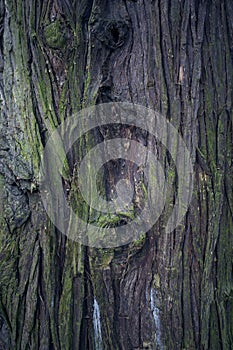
(0, 0, 232, 349)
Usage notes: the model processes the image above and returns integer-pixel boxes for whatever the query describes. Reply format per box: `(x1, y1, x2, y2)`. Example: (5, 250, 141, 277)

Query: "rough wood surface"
(0, 0, 232, 349)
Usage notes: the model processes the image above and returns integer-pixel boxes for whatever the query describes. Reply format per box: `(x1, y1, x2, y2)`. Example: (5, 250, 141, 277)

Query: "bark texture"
(0, 0, 233, 349)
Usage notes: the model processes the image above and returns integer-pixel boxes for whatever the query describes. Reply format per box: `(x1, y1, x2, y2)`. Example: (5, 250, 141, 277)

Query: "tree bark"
(0, 0, 232, 349)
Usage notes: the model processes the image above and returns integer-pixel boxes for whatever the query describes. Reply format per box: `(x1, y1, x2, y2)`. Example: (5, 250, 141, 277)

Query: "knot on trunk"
(94, 20, 129, 49)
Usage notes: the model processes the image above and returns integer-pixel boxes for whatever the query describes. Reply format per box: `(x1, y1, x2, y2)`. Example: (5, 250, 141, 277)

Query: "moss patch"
(43, 20, 67, 49)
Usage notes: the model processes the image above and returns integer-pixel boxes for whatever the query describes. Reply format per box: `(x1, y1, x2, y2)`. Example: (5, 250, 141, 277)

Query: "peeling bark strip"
(0, 1, 232, 349)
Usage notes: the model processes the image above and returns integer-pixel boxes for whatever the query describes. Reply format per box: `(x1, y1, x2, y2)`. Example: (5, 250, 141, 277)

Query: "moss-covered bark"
(0, 0, 232, 349)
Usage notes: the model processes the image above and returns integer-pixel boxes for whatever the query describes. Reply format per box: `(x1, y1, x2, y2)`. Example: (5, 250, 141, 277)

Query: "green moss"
(97, 210, 134, 228)
(141, 181, 148, 199)
(82, 68, 99, 107)
(44, 20, 67, 49)
(82, 69, 92, 105)
(115, 207, 135, 220)
(97, 214, 122, 228)
(59, 84, 68, 121)
(132, 232, 146, 247)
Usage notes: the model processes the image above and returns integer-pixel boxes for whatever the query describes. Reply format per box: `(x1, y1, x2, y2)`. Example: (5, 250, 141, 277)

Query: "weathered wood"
(0, 0, 232, 349)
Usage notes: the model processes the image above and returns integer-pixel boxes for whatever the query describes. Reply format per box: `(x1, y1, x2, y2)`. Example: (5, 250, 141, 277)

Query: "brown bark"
(0, 0, 232, 349)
